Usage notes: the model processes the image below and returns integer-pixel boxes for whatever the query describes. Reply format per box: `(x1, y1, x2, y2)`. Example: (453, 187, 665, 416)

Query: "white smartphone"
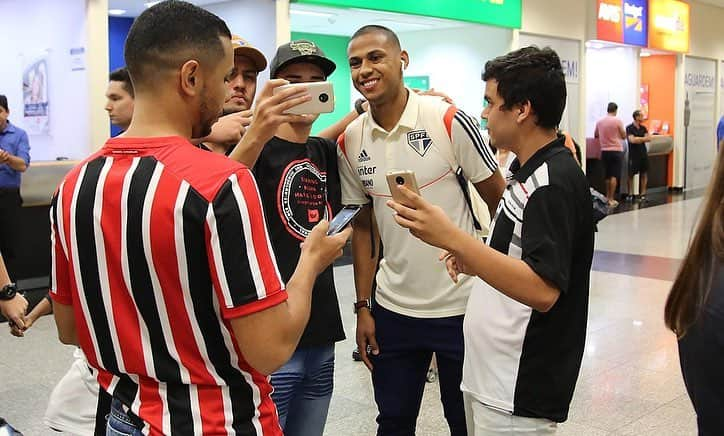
(273, 81, 335, 115)
(327, 205, 362, 235)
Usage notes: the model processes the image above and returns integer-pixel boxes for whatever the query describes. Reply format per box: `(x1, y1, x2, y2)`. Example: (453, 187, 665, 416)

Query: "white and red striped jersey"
(50, 136, 286, 435)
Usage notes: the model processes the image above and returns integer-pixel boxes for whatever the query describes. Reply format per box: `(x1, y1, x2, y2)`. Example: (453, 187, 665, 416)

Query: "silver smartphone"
(273, 81, 335, 115)
(327, 205, 362, 235)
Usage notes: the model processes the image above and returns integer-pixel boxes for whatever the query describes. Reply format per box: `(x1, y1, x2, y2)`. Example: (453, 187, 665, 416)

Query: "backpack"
(339, 96, 491, 237)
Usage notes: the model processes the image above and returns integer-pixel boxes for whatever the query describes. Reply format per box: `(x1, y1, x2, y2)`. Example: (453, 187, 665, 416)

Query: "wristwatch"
(354, 98, 367, 115)
(353, 298, 372, 314)
(0, 283, 18, 301)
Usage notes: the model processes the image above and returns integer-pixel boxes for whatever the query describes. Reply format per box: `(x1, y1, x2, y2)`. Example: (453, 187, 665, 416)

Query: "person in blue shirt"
(717, 115, 723, 151)
(0, 94, 30, 276)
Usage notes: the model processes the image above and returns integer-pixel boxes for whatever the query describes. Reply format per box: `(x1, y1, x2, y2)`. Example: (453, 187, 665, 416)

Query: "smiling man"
(336, 25, 505, 435)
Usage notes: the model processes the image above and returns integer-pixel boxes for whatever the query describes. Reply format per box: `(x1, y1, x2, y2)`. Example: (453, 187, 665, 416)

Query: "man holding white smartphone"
(337, 25, 506, 435)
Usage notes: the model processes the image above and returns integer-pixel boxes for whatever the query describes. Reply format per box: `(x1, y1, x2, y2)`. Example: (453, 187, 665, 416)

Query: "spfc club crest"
(407, 130, 433, 157)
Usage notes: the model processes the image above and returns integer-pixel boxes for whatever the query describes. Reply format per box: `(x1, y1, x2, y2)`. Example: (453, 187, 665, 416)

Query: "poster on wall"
(683, 57, 716, 189)
(518, 33, 580, 141)
(640, 84, 649, 120)
(22, 56, 50, 135)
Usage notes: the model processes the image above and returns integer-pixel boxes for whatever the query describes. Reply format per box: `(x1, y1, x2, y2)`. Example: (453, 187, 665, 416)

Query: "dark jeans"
(370, 304, 467, 436)
(271, 345, 335, 436)
(106, 399, 143, 436)
(0, 188, 21, 276)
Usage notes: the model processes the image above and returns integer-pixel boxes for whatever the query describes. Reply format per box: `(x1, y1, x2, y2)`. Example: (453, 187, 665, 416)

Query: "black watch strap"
(0, 283, 18, 301)
(353, 298, 371, 314)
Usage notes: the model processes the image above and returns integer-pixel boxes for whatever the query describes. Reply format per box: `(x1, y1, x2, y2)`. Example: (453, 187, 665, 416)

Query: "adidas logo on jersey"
(358, 149, 371, 163)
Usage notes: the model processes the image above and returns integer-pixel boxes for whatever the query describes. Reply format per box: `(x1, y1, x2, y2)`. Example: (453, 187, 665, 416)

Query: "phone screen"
(327, 206, 362, 235)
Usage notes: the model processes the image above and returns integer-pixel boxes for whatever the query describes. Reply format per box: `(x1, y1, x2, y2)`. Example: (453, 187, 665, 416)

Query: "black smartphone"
(327, 205, 363, 235)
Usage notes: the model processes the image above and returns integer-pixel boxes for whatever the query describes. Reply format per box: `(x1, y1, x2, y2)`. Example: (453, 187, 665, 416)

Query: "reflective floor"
(0, 195, 702, 435)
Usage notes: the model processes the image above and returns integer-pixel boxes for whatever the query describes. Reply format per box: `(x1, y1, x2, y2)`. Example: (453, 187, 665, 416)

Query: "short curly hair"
(482, 46, 566, 130)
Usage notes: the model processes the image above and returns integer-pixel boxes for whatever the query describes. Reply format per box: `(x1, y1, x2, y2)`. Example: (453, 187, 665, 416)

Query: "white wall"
(518, 33, 582, 144)
(0, 0, 90, 161)
(683, 56, 718, 189)
(521, 0, 588, 41)
(585, 46, 639, 138)
(399, 24, 513, 118)
(204, 0, 277, 88)
(689, 1, 724, 61)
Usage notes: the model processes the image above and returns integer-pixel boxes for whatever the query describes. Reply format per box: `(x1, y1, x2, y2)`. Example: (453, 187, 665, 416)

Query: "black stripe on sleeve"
(454, 111, 499, 173)
(212, 178, 259, 307)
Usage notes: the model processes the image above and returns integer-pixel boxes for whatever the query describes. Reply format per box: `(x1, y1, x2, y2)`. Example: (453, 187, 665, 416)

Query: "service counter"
(645, 135, 673, 191)
(585, 135, 673, 196)
(14, 161, 78, 281)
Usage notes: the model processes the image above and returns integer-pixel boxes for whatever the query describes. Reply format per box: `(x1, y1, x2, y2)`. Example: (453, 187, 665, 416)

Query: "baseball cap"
(231, 35, 267, 72)
(269, 40, 336, 79)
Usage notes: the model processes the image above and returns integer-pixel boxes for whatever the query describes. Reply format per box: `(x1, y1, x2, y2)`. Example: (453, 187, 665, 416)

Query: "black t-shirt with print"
(253, 136, 345, 347)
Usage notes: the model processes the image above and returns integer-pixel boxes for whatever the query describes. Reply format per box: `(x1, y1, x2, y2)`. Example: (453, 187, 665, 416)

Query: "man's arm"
(473, 175, 505, 218)
(191, 111, 252, 147)
(0, 253, 28, 329)
(317, 110, 362, 141)
(386, 187, 564, 312)
(350, 205, 379, 302)
(448, 233, 560, 312)
(618, 121, 626, 139)
(227, 79, 311, 167)
(209, 169, 350, 375)
(230, 221, 350, 375)
(350, 204, 381, 370)
(0, 153, 28, 172)
(53, 302, 78, 345)
(3, 130, 30, 172)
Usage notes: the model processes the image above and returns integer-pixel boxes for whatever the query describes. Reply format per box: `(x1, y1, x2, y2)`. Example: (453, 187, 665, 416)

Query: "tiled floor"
(0, 196, 702, 435)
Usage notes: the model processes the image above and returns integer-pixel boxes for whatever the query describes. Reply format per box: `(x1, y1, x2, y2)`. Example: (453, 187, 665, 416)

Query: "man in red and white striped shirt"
(50, 2, 350, 435)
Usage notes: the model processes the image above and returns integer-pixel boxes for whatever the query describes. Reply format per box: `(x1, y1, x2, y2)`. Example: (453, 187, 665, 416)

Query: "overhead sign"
(296, 0, 522, 29)
(597, 0, 648, 46)
(648, 0, 689, 53)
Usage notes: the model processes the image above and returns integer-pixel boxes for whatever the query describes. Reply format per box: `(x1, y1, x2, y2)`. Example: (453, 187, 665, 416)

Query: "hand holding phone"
(327, 205, 363, 235)
(386, 170, 420, 205)
(273, 81, 335, 115)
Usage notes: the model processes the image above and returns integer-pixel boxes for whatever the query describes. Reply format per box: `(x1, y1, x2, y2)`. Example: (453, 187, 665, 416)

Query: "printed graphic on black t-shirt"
(253, 136, 345, 347)
(278, 159, 332, 241)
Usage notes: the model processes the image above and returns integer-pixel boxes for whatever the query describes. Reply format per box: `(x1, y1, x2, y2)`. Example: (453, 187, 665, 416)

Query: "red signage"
(597, 0, 624, 43)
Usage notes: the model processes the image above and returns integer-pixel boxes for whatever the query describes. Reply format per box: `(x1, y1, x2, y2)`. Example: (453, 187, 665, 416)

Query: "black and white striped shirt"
(461, 137, 595, 423)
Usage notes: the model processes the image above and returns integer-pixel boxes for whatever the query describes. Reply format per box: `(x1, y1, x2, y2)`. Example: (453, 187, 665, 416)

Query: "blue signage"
(623, 0, 648, 46)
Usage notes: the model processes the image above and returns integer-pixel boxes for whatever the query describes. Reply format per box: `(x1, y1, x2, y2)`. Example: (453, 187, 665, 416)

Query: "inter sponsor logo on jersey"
(357, 165, 376, 176)
(407, 130, 433, 157)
